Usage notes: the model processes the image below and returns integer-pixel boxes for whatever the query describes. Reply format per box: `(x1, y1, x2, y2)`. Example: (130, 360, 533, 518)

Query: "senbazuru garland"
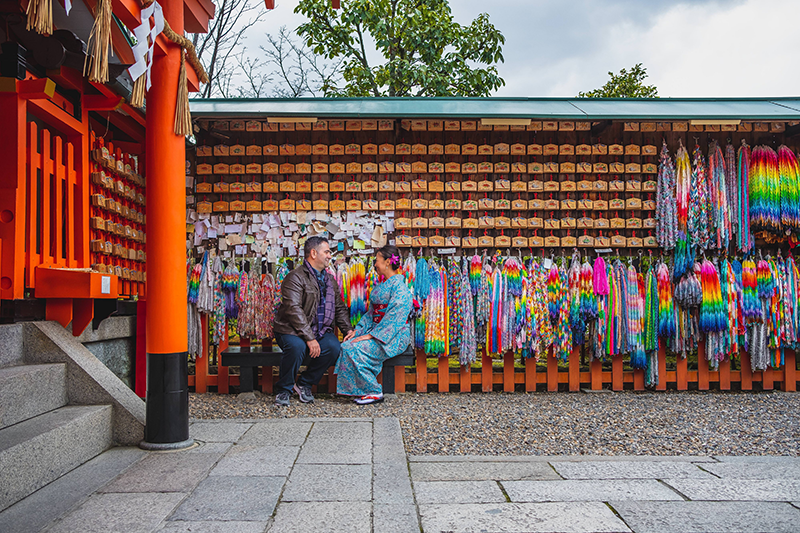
(184, 141, 800, 387)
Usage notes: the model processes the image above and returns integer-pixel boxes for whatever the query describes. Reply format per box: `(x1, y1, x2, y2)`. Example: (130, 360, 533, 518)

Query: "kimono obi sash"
(372, 304, 388, 323)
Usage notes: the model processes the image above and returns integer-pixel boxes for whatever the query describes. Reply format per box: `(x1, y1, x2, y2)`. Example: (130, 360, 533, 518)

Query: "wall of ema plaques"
(189, 118, 793, 255)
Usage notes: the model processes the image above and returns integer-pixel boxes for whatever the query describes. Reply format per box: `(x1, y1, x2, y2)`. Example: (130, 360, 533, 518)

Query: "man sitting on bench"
(272, 236, 354, 406)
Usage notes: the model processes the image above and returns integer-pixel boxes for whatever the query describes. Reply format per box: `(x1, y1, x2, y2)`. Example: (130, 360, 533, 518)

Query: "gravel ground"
(190, 390, 800, 456)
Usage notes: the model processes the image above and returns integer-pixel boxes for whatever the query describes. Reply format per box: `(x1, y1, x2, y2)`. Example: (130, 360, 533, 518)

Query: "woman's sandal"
(354, 394, 384, 405)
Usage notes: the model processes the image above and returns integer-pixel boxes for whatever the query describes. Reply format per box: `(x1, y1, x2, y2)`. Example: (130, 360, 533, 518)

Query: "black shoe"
(293, 384, 315, 403)
(274, 392, 290, 406)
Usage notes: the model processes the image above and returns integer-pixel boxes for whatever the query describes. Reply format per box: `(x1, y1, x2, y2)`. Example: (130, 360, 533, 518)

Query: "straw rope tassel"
(26, 0, 53, 35)
(175, 50, 192, 136)
(130, 73, 146, 109)
(85, 0, 112, 83)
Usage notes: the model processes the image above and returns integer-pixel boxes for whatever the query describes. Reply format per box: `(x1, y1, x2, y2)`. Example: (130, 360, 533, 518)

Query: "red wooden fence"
(190, 327, 798, 393)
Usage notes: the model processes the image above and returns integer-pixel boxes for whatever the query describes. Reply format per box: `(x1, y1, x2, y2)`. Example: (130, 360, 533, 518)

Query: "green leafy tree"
(578, 63, 658, 98)
(294, 0, 505, 97)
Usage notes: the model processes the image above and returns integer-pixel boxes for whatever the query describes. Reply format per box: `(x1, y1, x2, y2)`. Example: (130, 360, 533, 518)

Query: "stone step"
(0, 323, 24, 369)
(0, 447, 146, 533)
(0, 405, 113, 512)
(0, 364, 67, 430)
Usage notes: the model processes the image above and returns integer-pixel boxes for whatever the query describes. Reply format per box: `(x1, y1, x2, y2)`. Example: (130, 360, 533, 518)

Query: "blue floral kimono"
(335, 274, 413, 396)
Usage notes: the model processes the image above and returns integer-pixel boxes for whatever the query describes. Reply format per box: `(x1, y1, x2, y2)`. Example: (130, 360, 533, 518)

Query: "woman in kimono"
(336, 245, 413, 404)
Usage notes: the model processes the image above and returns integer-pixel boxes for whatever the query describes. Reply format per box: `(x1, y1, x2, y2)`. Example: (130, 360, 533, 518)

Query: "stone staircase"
(0, 322, 146, 512)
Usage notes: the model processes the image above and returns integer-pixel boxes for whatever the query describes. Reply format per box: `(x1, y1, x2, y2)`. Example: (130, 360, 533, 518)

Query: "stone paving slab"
(43, 492, 185, 533)
(296, 435, 372, 464)
(268, 501, 371, 533)
(414, 480, 507, 504)
(373, 462, 414, 505)
(610, 501, 800, 533)
(183, 442, 232, 454)
(209, 445, 299, 477)
(373, 503, 420, 533)
(170, 475, 284, 521)
(156, 520, 270, 533)
(663, 478, 800, 501)
(237, 420, 312, 446)
(373, 418, 406, 464)
(712, 455, 800, 463)
(419, 502, 631, 533)
(502, 479, 683, 502)
(100, 452, 220, 493)
(411, 461, 561, 481)
(189, 422, 252, 443)
(551, 460, 716, 480)
(409, 455, 717, 463)
(306, 421, 372, 440)
(282, 463, 372, 502)
(700, 461, 800, 480)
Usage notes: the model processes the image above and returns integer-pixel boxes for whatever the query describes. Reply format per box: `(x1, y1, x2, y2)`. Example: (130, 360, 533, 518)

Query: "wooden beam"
(46, 67, 84, 93)
(27, 98, 85, 137)
(85, 94, 124, 111)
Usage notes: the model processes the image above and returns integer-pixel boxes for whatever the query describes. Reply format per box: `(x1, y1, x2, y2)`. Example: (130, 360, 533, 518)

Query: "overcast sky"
(245, 0, 799, 98)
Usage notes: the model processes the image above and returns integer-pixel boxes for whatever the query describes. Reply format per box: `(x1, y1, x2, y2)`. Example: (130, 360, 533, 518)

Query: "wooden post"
(395, 365, 406, 393)
(697, 342, 709, 390)
(740, 348, 753, 391)
(590, 357, 603, 390)
(718, 357, 731, 391)
(676, 354, 688, 390)
(612, 355, 623, 391)
(481, 349, 493, 392)
(547, 350, 558, 392)
(438, 356, 449, 392)
(195, 314, 208, 393)
(415, 349, 427, 392)
(656, 344, 667, 391)
(459, 364, 471, 392)
(0, 91, 27, 300)
(525, 356, 537, 392)
(783, 349, 796, 392)
(763, 364, 774, 391)
(503, 352, 515, 392)
(633, 369, 645, 391)
(141, 0, 189, 446)
(568, 346, 580, 392)
(218, 324, 229, 394)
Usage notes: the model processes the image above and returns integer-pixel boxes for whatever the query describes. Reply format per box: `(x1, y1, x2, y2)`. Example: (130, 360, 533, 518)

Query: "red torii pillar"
(140, 0, 191, 449)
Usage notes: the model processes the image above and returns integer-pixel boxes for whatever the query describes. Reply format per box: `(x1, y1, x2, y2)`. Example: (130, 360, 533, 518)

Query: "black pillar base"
(141, 352, 192, 448)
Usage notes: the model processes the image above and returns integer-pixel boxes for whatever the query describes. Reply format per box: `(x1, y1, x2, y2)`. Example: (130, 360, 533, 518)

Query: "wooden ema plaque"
(446, 216, 462, 228)
(429, 235, 445, 246)
(462, 236, 478, 247)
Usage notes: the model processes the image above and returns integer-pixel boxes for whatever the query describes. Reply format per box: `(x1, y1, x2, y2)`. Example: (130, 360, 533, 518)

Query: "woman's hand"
(343, 330, 356, 341)
(352, 334, 373, 343)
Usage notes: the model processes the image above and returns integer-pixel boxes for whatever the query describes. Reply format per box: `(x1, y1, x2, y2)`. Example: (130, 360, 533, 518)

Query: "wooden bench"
(221, 345, 415, 394)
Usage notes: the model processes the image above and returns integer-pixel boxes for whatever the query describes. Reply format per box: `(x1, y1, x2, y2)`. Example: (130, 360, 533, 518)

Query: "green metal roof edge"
(189, 96, 800, 120)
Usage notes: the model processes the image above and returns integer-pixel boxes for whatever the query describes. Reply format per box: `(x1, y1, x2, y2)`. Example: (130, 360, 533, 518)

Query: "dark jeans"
(274, 331, 341, 395)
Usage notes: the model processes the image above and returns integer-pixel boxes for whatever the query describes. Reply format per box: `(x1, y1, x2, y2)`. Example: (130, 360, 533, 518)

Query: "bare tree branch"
(190, 0, 266, 98)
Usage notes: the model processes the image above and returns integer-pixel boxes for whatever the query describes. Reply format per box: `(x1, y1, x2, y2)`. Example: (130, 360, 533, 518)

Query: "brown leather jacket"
(273, 264, 353, 342)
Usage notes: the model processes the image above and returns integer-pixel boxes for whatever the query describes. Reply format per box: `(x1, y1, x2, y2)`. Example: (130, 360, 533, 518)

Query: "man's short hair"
(304, 236, 329, 257)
